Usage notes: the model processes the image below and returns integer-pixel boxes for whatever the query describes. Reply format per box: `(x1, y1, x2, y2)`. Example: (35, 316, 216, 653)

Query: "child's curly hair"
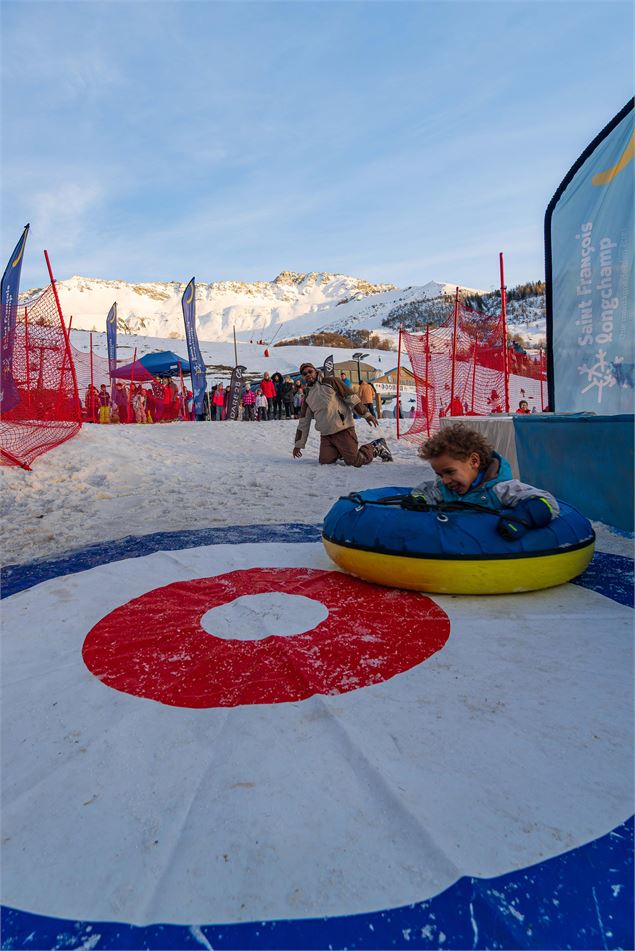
(418, 423, 494, 470)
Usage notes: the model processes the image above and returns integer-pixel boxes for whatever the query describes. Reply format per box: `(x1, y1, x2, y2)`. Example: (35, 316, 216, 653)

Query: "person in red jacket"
(212, 383, 225, 420)
(84, 385, 99, 423)
(259, 372, 276, 420)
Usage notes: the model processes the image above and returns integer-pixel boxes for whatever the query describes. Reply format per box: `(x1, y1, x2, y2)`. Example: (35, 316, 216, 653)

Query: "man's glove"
(496, 497, 553, 541)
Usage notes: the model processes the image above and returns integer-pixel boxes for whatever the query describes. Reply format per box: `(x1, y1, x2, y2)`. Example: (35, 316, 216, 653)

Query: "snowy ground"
(2, 417, 631, 568)
(1, 418, 415, 566)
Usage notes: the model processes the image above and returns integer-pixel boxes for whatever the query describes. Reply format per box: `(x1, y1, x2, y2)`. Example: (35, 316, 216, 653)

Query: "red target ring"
(82, 568, 450, 707)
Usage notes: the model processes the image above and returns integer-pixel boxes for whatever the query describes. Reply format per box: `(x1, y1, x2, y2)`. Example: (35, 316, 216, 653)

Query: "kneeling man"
(292, 363, 392, 465)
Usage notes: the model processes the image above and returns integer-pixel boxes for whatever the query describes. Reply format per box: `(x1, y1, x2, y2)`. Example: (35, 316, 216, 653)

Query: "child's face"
(430, 451, 481, 495)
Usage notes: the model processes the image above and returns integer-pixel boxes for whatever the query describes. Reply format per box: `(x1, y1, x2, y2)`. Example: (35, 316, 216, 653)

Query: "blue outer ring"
(1, 524, 632, 950)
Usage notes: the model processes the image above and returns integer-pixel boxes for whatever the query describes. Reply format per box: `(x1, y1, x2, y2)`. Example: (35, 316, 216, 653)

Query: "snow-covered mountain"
(21, 272, 546, 347)
(21, 272, 396, 344)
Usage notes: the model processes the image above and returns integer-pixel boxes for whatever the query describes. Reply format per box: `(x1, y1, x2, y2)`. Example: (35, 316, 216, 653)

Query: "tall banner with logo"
(1, 224, 30, 414)
(227, 365, 247, 420)
(545, 99, 634, 413)
(106, 302, 117, 395)
(181, 277, 207, 417)
(322, 354, 334, 378)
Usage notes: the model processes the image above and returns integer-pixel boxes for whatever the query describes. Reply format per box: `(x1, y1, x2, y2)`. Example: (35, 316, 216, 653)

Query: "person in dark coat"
(271, 371, 284, 420)
(281, 376, 295, 419)
(114, 382, 129, 423)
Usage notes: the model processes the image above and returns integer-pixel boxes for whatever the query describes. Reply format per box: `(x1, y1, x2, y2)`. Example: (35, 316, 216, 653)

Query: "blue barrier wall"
(513, 415, 634, 532)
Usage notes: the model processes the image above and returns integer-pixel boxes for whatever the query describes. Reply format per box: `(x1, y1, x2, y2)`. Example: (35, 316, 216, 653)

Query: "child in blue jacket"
(412, 423, 559, 540)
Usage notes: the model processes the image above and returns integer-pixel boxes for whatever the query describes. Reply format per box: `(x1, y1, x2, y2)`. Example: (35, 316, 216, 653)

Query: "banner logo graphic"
(592, 131, 635, 185)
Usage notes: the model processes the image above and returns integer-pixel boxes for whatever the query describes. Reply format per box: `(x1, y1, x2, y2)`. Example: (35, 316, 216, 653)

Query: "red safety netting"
(400, 302, 546, 442)
(0, 285, 82, 469)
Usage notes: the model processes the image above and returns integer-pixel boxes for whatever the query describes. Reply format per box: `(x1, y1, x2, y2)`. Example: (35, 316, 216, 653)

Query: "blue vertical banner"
(181, 278, 207, 417)
(1, 224, 30, 414)
(106, 302, 117, 395)
(545, 99, 634, 413)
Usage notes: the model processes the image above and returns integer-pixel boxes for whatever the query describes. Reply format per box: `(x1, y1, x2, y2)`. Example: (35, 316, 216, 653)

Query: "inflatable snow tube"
(322, 486, 595, 594)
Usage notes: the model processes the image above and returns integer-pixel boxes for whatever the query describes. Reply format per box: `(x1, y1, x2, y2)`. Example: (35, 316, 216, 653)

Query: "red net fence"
(1, 285, 82, 469)
(400, 302, 546, 442)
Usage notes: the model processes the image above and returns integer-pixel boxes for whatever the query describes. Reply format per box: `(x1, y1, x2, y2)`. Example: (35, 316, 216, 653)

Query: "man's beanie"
(299, 362, 316, 374)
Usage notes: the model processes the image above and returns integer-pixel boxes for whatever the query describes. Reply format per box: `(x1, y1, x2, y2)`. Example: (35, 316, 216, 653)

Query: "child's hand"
(401, 489, 432, 511)
(496, 497, 553, 541)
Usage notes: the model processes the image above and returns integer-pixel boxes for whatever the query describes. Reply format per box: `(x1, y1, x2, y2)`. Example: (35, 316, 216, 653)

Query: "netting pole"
(540, 349, 545, 410)
(89, 331, 95, 422)
(54, 314, 74, 422)
(55, 315, 73, 417)
(24, 305, 32, 415)
(128, 347, 137, 423)
(450, 286, 459, 414)
(499, 252, 510, 412)
(44, 250, 81, 423)
(396, 325, 402, 439)
(178, 360, 186, 420)
(471, 335, 478, 413)
(424, 324, 431, 437)
(0, 446, 31, 470)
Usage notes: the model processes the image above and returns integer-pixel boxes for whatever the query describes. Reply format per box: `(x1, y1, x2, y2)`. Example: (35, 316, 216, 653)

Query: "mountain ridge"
(20, 271, 545, 346)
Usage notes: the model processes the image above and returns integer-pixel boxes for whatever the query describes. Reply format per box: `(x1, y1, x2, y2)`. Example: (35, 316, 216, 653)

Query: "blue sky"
(1, 0, 632, 290)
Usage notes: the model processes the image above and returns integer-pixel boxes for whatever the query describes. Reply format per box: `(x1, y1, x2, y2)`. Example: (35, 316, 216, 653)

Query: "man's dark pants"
(318, 427, 375, 467)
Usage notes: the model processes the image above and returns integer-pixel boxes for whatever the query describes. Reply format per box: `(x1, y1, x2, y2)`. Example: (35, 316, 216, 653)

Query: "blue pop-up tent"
(138, 351, 191, 376)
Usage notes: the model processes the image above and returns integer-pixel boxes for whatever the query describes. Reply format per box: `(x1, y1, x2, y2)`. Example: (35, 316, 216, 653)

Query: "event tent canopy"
(139, 351, 191, 376)
(110, 360, 156, 382)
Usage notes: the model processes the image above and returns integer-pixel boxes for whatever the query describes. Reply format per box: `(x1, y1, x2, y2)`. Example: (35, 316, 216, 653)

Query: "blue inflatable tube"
(322, 486, 595, 594)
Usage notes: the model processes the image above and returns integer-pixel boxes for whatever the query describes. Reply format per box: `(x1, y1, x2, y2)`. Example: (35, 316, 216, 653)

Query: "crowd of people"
(82, 369, 540, 426)
(83, 377, 192, 424)
(209, 372, 306, 421)
(81, 370, 313, 424)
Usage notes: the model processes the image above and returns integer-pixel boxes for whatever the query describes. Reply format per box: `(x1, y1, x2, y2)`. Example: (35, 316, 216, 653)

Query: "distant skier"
(292, 362, 392, 466)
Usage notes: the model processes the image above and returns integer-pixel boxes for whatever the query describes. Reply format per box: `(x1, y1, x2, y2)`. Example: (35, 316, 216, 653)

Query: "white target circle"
(201, 591, 329, 639)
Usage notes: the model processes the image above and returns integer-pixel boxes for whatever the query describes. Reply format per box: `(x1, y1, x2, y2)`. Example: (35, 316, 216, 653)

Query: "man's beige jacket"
(294, 374, 369, 449)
